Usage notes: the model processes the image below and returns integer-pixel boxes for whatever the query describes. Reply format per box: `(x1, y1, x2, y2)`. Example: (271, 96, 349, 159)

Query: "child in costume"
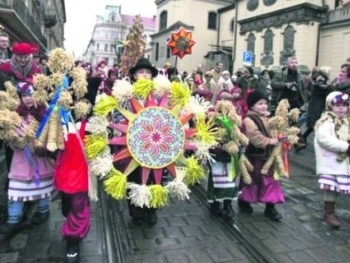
(238, 90, 285, 221)
(0, 82, 54, 237)
(54, 109, 91, 262)
(314, 91, 350, 229)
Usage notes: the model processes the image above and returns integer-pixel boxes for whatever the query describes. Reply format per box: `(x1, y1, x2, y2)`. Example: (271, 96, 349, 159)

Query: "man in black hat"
(129, 57, 158, 83)
(116, 58, 160, 225)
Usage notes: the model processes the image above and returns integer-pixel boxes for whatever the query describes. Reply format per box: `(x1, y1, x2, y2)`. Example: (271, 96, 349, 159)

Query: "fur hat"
(17, 82, 34, 96)
(246, 90, 268, 109)
(12, 43, 34, 55)
(326, 91, 350, 110)
(129, 58, 158, 78)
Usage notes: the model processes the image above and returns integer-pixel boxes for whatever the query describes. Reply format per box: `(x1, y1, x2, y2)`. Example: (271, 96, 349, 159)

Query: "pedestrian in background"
(238, 90, 284, 221)
(314, 91, 350, 229)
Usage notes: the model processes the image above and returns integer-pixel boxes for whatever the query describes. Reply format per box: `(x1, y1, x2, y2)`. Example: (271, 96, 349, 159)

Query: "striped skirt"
(8, 177, 54, 201)
(318, 174, 350, 194)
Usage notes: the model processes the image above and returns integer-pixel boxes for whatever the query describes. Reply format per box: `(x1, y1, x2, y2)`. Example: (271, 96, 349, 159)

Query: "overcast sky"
(64, 0, 156, 58)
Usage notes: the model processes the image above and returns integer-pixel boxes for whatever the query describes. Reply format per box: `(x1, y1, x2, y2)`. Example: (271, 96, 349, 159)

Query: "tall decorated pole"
(167, 26, 196, 69)
(119, 15, 146, 77)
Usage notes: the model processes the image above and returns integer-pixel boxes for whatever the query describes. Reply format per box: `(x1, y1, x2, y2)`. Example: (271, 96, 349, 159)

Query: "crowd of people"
(1, 29, 350, 263)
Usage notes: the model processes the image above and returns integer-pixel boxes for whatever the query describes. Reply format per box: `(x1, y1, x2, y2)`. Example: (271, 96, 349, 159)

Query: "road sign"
(243, 51, 253, 65)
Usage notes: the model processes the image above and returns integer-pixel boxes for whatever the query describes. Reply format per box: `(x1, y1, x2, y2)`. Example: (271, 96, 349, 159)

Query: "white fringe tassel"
(127, 183, 151, 208)
(165, 179, 191, 200)
(89, 150, 113, 178)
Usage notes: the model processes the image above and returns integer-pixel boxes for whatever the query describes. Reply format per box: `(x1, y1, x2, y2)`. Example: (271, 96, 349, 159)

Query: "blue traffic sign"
(243, 51, 253, 65)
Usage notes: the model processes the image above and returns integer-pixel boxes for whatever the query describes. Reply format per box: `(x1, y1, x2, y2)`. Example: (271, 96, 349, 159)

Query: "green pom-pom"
(93, 96, 118, 116)
(183, 156, 205, 185)
(133, 79, 154, 99)
(103, 168, 127, 199)
(84, 134, 108, 160)
(149, 184, 168, 208)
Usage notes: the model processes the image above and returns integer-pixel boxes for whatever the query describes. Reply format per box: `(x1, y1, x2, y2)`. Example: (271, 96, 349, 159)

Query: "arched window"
(264, 29, 273, 54)
(159, 11, 167, 31)
(208, 12, 217, 30)
(104, 43, 108, 51)
(280, 25, 295, 64)
(284, 26, 295, 52)
(262, 29, 274, 66)
(247, 33, 256, 65)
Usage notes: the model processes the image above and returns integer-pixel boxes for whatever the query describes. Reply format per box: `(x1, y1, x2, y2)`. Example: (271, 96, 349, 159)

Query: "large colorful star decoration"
(85, 78, 217, 209)
(167, 26, 196, 59)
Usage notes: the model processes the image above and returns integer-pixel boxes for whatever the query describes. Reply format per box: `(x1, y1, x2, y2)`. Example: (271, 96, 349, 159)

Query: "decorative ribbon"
(35, 76, 70, 138)
(24, 146, 40, 186)
(282, 142, 290, 177)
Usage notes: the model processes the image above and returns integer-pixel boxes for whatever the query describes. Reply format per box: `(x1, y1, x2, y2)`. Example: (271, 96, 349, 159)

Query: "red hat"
(12, 43, 34, 55)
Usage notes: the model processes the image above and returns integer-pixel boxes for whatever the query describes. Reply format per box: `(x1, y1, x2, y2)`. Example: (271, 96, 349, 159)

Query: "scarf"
(9, 56, 36, 82)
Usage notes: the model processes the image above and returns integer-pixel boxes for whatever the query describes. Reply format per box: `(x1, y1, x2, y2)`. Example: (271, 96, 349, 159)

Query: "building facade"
(0, 0, 66, 55)
(83, 5, 156, 67)
(150, 0, 350, 76)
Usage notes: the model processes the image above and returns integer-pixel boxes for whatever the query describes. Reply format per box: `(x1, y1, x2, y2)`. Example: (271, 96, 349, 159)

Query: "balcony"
(0, 0, 47, 50)
(327, 6, 350, 24)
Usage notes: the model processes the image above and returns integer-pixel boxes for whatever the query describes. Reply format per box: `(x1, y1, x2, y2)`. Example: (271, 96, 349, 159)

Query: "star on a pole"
(167, 27, 196, 59)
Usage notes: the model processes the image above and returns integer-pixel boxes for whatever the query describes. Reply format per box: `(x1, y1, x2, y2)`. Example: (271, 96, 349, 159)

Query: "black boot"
(145, 208, 157, 226)
(223, 200, 235, 220)
(210, 201, 222, 215)
(66, 238, 80, 263)
(238, 199, 253, 214)
(0, 222, 22, 238)
(31, 211, 50, 225)
(264, 203, 282, 221)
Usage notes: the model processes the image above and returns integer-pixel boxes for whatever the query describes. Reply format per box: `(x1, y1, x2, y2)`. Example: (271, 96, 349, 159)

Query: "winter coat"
(307, 81, 332, 128)
(314, 117, 350, 176)
(270, 68, 307, 108)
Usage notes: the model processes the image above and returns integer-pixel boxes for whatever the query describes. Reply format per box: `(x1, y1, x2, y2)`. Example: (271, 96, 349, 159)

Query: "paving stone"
(181, 225, 204, 237)
(207, 246, 237, 262)
(8, 234, 28, 250)
(163, 251, 192, 263)
(162, 226, 184, 238)
(287, 251, 319, 263)
(199, 224, 225, 236)
(166, 216, 188, 226)
(0, 253, 18, 263)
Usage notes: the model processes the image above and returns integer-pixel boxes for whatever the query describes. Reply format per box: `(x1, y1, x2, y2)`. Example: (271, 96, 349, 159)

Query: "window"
(167, 46, 171, 59)
(247, 33, 256, 65)
(159, 11, 168, 31)
(208, 12, 217, 30)
(283, 26, 295, 53)
(96, 43, 100, 51)
(264, 29, 273, 54)
(110, 44, 114, 52)
(230, 18, 235, 33)
(104, 43, 108, 51)
(155, 42, 159, 61)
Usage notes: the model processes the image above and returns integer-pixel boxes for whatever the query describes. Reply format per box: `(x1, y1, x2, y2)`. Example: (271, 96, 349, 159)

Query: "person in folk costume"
(314, 91, 350, 229)
(0, 43, 42, 219)
(206, 104, 238, 221)
(54, 98, 95, 262)
(0, 82, 54, 238)
(0, 42, 42, 85)
(238, 90, 285, 221)
(113, 58, 160, 225)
